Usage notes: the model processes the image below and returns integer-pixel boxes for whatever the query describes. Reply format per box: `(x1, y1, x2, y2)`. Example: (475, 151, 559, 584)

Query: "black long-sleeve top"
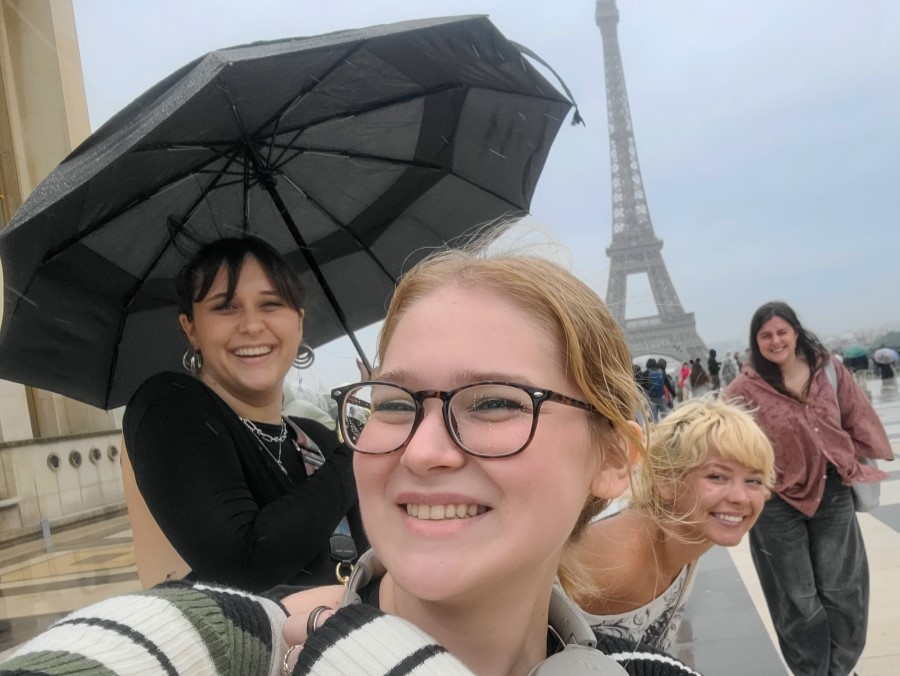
(123, 371, 366, 592)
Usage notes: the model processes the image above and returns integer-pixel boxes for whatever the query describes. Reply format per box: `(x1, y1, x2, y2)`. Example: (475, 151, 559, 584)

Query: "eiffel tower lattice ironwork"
(596, 0, 707, 361)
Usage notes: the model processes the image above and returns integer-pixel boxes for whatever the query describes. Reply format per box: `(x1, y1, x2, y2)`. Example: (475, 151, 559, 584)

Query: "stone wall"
(0, 430, 124, 543)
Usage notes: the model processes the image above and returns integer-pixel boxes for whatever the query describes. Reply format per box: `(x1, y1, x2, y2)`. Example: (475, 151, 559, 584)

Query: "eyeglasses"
(330, 381, 597, 458)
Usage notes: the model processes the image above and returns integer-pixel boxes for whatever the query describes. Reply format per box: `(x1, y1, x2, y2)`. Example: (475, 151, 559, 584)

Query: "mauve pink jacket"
(724, 356, 892, 517)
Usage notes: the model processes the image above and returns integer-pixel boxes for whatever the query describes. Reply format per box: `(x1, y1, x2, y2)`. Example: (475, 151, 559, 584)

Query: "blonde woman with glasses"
(278, 249, 698, 675)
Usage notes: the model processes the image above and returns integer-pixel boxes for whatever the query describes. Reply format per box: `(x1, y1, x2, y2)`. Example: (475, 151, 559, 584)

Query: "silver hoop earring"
(293, 344, 315, 369)
(182, 347, 203, 375)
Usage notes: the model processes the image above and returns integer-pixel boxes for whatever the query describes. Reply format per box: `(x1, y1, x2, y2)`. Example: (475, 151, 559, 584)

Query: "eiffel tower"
(596, 0, 707, 361)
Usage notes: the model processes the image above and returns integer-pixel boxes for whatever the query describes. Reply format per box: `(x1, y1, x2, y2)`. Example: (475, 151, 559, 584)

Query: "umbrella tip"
(571, 108, 585, 127)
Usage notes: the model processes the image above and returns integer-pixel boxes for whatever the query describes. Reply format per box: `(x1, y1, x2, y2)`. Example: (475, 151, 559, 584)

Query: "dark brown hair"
(749, 301, 828, 398)
(175, 237, 304, 319)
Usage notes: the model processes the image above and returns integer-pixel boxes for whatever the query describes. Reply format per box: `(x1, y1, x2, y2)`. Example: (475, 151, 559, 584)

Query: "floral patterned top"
(581, 561, 697, 652)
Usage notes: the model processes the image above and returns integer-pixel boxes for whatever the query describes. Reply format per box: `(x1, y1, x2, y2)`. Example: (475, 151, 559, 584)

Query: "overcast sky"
(71, 0, 900, 386)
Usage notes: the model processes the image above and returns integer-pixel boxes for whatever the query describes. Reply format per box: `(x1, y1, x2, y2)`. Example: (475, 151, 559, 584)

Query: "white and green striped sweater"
(1, 582, 700, 675)
(0, 582, 287, 675)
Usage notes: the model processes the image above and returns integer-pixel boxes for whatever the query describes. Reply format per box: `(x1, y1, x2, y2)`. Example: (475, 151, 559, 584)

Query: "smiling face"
(674, 451, 768, 547)
(179, 256, 303, 417)
(755, 315, 798, 368)
(355, 284, 617, 605)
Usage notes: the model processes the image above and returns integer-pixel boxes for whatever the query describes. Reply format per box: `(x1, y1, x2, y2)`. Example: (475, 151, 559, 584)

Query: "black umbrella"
(0, 16, 574, 409)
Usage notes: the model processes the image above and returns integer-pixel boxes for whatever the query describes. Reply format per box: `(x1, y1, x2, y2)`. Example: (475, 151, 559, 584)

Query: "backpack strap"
(823, 358, 840, 415)
(824, 359, 837, 392)
(340, 549, 383, 606)
(342, 552, 601, 649)
(340, 552, 626, 674)
(549, 581, 596, 647)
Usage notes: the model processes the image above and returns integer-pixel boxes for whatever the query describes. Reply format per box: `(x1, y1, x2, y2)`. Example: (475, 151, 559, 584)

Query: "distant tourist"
(689, 359, 711, 397)
(656, 358, 677, 411)
(878, 361, 896, 396)
(843, 353, 872, 399)
(679, 361, 691, 399)
(707, 349, 721, 390)
(633, 363, 649, 421)
(641, 358, 668, 422)
(720, 350, 739, 388)
(876, 346, 896, 386)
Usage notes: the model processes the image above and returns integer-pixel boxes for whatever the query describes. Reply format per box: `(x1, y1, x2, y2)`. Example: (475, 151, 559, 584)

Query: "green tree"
(871, 330, 900, 349)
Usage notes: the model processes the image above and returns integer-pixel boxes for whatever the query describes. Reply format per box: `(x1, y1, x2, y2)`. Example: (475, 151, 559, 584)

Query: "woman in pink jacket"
(724, 301, 892, 676)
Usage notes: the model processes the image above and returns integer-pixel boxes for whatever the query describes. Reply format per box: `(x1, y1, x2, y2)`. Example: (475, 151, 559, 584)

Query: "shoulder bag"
(824, 360, 880, 512)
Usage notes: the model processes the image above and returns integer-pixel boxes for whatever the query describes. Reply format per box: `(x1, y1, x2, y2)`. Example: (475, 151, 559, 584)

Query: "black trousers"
(749, 469, 869, 676)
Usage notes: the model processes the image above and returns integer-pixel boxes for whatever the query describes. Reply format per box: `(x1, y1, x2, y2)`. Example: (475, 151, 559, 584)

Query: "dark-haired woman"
(688, 359, 711, 398)
(123, 236, 366, 592)
(724, 301, 891, 676)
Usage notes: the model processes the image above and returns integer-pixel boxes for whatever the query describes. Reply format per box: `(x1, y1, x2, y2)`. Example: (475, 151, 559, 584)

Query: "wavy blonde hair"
(375, 246, 647, 593)
(631, 396, 775, 529)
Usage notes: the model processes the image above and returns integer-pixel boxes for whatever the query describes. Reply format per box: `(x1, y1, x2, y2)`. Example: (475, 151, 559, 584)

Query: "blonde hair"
(375, 246, 647, 592)
(631, 396, 775, 528)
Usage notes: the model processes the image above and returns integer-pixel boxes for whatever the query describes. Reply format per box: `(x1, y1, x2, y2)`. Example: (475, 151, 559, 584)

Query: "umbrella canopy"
(0, 16, 573, 409)
(843, 345, 867, 359)
(873, 348, 899, 364)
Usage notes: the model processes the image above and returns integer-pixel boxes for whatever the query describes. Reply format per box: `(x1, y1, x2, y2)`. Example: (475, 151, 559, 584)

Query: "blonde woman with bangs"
(564, 397, 775, 652)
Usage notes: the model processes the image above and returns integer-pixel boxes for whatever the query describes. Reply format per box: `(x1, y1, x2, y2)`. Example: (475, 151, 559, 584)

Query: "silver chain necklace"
(240, 417, 289, 475)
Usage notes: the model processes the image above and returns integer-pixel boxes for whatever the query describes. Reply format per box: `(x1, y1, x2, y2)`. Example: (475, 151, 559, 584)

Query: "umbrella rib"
(242, 147, 251, 233)
(266, 83, 569, 164)
(193, 167, 246, 176)
(102, 245, 177, 408)
(272, 141, 528, 213)
(220, 79, 388, 285)
(258, 37, 569, 145)
(41, 148, 244, 262)
(259, 176, 373, 372)
(219, 82, 373, 370)
(266, 82, 463, 169)
(193, 146, 443, 180)
(262, 42, 364, 166)
(101, 157, 242, 406)
(274, 168, 396, 283)
(204, 42, 365, 168)
(135, 142, 235, 152)
(133, 139, 355, 156)
(271, 144, 442, 171)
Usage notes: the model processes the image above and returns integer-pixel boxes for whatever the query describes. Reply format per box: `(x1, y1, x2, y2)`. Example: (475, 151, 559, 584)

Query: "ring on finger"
(281, 644, 300, 676)
(306, 605, 331, 636)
